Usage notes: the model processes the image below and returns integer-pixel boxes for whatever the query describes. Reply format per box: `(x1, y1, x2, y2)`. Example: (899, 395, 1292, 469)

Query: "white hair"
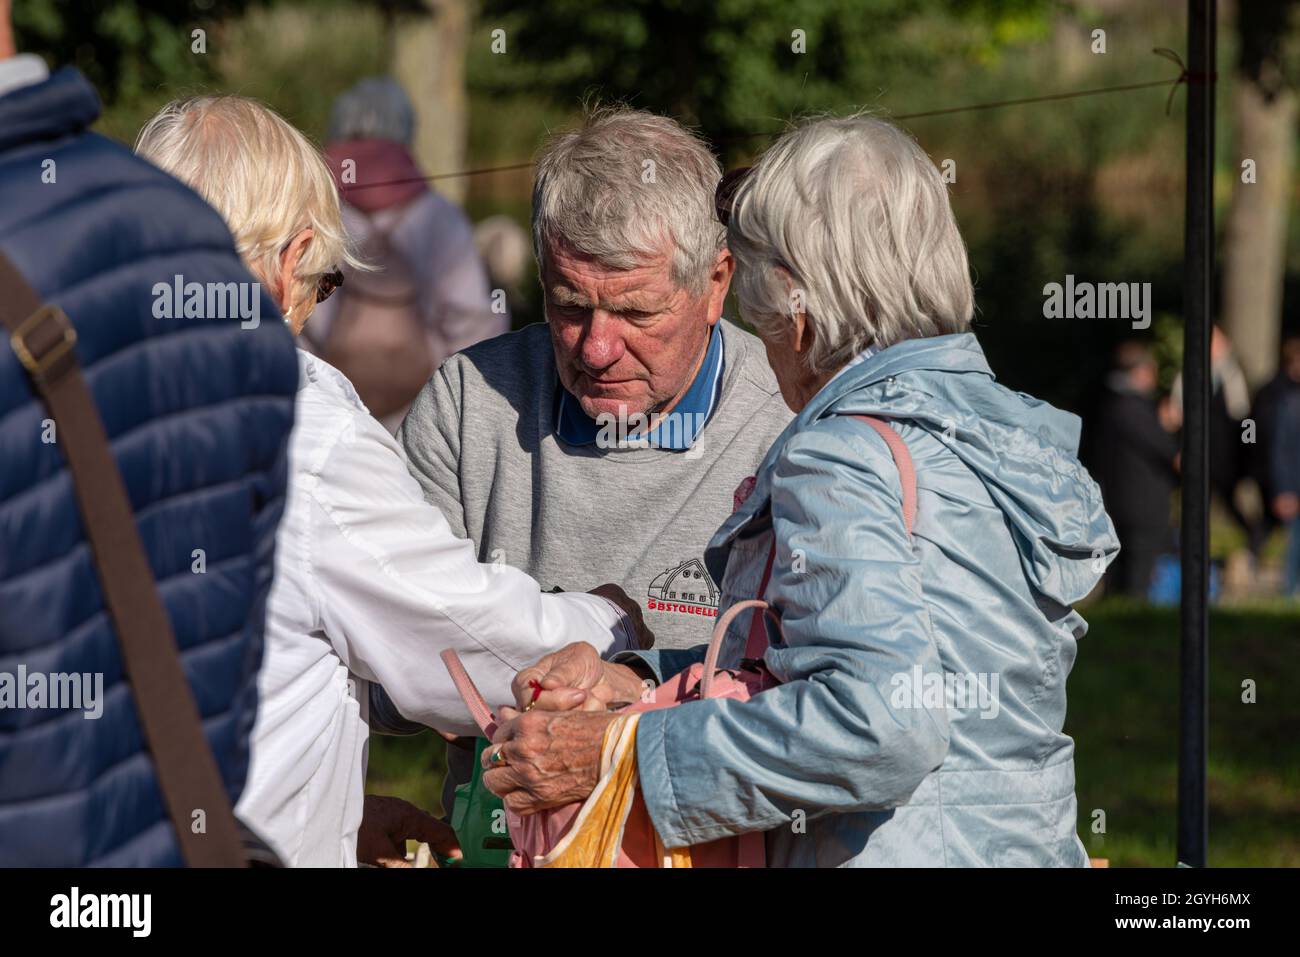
(135, 95, 361, 304)
(728, 114, 974, 374)
(328, 76, 415, 145)
(531, 107, 724, 296)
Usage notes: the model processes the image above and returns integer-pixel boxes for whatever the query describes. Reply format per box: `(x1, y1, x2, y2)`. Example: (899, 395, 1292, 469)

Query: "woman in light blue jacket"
(482, 114, 1119, 867)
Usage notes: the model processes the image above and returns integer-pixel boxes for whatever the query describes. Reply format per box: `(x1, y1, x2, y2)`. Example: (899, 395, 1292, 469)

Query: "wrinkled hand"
(357, 794, 461, 868)
(589, 583, 655, 650)
(481, 708, 619, 814)
(511, 641, 649, 712)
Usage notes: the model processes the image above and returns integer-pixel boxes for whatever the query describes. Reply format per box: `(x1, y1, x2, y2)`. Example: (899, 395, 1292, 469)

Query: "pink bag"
(441, 415, 916, 868)
(441, 595, 777, 867)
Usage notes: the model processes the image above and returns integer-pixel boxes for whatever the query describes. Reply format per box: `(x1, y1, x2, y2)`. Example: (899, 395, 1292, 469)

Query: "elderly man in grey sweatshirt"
(398, 108, 792, 667)
(397, 109, 791, 808)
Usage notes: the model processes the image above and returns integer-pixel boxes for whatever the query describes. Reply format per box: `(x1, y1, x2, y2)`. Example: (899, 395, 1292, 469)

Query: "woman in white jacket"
(135, 95, 648, 867)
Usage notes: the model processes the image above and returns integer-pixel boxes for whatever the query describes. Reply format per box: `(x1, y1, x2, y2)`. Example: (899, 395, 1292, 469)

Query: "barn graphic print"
(646, 558, 719, 618)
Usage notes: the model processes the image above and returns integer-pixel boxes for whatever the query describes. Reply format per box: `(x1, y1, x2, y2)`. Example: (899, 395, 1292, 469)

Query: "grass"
(367, 599, 1300, 866)
(367, 732, 451, 817)
(1071, 600, 1300, 867)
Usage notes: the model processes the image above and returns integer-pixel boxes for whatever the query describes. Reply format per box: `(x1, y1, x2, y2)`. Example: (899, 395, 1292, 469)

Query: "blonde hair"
(135, 95, 360, 306)
(728, 114, 974, 374)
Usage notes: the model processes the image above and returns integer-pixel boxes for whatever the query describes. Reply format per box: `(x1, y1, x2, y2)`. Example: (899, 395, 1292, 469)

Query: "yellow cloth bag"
(537, 713, 691, 868)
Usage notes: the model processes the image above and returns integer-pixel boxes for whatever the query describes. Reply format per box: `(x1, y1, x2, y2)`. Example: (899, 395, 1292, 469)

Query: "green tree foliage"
(472, 0, 1052, 159)
(467, 0, 1195, 415)
(12, 1, 250, 107)
(13, 1, 396, 144)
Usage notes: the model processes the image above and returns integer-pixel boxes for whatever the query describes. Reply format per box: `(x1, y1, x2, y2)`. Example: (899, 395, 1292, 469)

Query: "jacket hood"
(0, 68, 100, 155)
(745, 333, 1117, 605)
(326, 138, 427, 213)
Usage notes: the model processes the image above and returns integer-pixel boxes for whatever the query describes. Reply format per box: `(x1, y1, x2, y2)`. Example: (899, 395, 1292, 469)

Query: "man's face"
(1131, 359, 1158, 395)
(542, 239, 729, 421)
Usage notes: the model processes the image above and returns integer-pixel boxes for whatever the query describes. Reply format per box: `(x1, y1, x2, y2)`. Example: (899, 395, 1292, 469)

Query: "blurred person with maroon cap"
(310, 76, 505, 432)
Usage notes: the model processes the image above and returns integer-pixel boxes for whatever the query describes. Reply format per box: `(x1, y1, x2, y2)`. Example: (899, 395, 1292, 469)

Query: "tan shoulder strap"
(0, 253, 246, 867)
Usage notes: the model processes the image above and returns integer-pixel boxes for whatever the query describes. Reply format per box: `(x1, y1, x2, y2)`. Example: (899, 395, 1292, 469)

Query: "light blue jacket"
(619, 333, 1119, 866)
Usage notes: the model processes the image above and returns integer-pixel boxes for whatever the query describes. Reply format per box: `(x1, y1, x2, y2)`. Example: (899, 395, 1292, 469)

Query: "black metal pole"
(1178, 0, 1215, 869)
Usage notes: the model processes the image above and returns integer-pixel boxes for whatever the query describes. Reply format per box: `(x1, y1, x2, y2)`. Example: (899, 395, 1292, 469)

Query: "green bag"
(444, 737, 514, 867)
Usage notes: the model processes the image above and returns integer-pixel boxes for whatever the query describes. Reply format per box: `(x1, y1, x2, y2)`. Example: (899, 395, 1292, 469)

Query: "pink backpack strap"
(742, 415, 916, 659)
(440, 649, 499, 739)
(848, 415, 917, 536)
(704, 599, 785, 698)
(742, 545, 779, 659)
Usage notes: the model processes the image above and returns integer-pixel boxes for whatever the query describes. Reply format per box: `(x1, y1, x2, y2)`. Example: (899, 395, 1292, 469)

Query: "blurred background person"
(1092, 340, 1180, 597)
(310, 76, 506, 432)
(475, 213, 535, 326)
(1250, 333, 1300, 554)
(1171, 326, 1261, 561)
(1272, 385, 1300, 597)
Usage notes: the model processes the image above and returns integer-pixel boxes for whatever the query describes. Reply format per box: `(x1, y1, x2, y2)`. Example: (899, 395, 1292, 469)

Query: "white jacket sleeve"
(304, 417, 635, 737)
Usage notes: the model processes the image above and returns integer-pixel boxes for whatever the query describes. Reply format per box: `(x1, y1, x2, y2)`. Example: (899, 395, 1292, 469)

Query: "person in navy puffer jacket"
(0, 17, 298, 865)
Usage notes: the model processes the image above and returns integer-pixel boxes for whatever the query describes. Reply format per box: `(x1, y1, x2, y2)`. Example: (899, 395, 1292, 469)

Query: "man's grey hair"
(728, 114, 974, 375)
(531, 107, 725, 296)
(328, 76, 415, 145)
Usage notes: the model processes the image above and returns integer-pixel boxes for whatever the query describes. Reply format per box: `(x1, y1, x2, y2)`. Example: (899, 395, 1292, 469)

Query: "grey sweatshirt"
(398, 319, 793, 651)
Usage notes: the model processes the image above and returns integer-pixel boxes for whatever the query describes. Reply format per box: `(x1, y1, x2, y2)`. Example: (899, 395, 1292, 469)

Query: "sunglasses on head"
(714, 166, 753, 228)
(316, 268, 344, 303)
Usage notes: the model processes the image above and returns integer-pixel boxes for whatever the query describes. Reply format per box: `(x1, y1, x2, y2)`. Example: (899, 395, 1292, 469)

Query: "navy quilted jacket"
(0, 68, 298, 865)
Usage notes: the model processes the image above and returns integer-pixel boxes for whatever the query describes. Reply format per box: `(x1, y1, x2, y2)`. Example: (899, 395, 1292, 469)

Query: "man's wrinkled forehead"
(547, 284, 668, 315)
(541, 240, 680, 312)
